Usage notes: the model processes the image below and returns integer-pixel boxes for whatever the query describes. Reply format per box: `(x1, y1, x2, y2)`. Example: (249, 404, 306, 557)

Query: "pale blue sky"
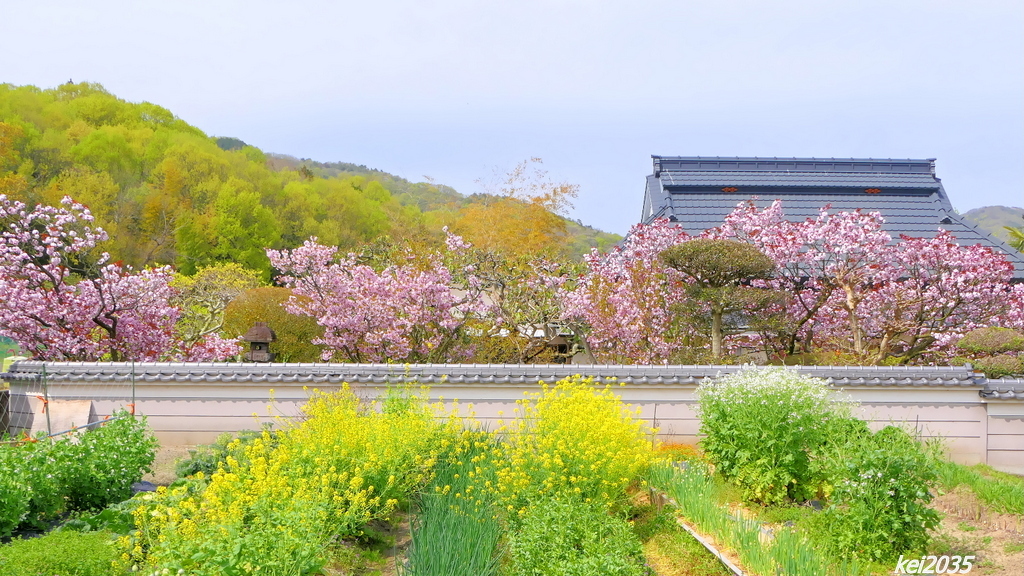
(2, 0, 1021, 235)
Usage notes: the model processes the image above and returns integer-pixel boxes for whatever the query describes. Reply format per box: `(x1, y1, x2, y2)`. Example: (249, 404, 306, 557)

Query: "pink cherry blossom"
(0, 195, 236, 361)
(560, 218, 692, 364)
(709, 200, 1018, 362)
(268, 236, 490, 363)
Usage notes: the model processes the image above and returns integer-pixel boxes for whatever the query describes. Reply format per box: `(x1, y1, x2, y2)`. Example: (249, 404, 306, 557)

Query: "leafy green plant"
(820, 426, 939, 562)
(175, 428, 273, 478)
(0, 454, 30, 538)
(0, 530, 119, 576)
(0, 412, 156, 532)
(505, 497, 647, 576)
(697, 367, 850, 504)
(5, 436, 67, 528)
(60, 499, 138, 535)
(59, 412, 159, 511)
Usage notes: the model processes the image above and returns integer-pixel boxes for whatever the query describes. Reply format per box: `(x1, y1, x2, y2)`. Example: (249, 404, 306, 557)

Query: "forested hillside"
(963, 205, 1024, 244)
(0, 82, 620, 279)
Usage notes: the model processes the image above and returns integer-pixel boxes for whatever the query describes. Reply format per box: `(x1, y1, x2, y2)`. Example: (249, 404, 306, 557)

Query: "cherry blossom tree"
(440, 236, 579, 363)
(709, 200, 893, 357)
(711, 200, 1019, 363)
(860, 231, 1015, 362)
(267, 232, 490, 363)
(0, 194, 239, 361)
(1001, 284, 1024, 331)
(560, 219, 692, 364)
(568, 200, 1019, 365)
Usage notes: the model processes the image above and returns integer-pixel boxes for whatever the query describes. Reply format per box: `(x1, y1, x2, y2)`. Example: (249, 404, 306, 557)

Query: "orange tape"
(35, 395, 48, 414)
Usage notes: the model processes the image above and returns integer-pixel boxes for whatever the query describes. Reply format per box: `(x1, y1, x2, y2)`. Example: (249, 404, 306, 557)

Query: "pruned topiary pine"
(956, 327, 1024, 378)
(659, 238, 778, 359)
(957, 326, 1024, 355)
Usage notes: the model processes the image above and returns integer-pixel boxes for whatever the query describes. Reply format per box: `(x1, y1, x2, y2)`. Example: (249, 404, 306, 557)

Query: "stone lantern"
(242, 322, 276, 362)
(547, 334, 570, 363)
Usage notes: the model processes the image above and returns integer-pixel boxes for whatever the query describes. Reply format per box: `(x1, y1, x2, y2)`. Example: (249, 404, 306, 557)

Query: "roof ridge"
(653, 156, 936, 163)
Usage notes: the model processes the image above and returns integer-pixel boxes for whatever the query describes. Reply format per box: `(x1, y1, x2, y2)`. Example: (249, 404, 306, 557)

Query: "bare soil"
(930, 486, 1024, 576)
(379, 514, 412, 576)
(142, 444, 193, 486)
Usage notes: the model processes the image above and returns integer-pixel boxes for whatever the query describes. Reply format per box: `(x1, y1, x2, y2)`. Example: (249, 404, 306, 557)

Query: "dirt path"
(930, 487, 1024, 576)
(380, 514, 411, 576)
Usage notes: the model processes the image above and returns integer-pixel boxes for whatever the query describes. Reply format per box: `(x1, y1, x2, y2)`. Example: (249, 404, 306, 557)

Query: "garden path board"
(29, 399, 94, 437)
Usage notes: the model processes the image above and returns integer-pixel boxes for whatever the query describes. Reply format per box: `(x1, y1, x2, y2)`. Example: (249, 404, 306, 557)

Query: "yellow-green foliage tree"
(1, 81, 621, 293)
(171, 263, 264, 351)
(453, 158, 579, 258)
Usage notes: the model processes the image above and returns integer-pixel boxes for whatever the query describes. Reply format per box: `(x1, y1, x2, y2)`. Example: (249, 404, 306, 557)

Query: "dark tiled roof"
(242, 322, 276, 342)
(653, 157, 936, 174)
(643, 156, 1024, 279)
(660, 171, 940, 189)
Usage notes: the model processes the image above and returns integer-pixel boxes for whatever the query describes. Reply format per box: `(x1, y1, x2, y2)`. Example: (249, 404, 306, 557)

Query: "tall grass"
(649, 463, 868, 576)
(934, 460, 1024, 514)
(401, 433, 502, 576)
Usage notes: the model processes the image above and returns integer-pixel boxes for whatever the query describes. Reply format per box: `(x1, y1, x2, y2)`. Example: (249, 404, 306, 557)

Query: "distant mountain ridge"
(265, 152, 466, 212)
(962, 206, 1024, 243)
